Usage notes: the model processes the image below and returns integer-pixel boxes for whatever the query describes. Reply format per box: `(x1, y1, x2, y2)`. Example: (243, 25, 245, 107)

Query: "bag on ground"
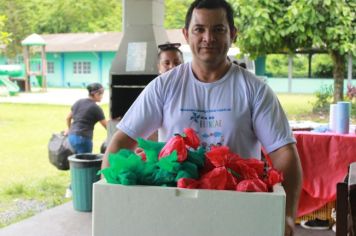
(48, 132, 74, 170)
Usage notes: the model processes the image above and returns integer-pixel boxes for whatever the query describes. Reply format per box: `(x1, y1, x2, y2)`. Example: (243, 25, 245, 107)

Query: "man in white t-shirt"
(102, 1, 302, 235)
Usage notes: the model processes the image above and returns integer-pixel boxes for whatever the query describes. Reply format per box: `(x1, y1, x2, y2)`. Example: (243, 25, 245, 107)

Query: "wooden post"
(23, 46, 31, 92)
(41, 45, 47, 91)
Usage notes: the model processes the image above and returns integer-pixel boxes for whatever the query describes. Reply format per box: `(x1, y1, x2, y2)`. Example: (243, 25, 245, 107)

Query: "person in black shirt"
(65, 83, 107, 153)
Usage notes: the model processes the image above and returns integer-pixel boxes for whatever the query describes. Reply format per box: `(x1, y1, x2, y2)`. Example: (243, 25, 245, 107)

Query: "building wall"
(101, 52, 116, 87)
(0, 56, 6, 64)
(64, 52, 97, 87)
(45, 51, 116, 88)
(1, 53, 354, 93)
(266, 78, 356, 94)
(46, 53, 62, 87)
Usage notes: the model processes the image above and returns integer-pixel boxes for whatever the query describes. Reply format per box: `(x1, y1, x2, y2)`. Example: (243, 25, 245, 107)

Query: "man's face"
(183, 8, 236, 65)
(157, 50, 183, 74)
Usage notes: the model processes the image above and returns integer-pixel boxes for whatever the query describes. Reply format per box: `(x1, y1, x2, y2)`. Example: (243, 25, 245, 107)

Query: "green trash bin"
(255, 56, 266, 76)
(68, 153, 103, 212)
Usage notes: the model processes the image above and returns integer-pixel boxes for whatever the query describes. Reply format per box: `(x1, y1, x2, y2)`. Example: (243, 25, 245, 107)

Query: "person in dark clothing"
(65, 83, 107, 154)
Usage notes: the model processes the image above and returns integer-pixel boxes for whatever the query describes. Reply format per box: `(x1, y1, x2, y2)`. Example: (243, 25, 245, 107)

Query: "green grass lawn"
(0, 93, 351, 227)
(0, 103, 108, 227)
(276, 93, 321, 121)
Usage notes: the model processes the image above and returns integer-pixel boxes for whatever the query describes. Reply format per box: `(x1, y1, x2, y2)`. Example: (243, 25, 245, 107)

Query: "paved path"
(0, 202, 91, 236)
(0, 88, 337, 236)
(0, 200, 335, 236)
(0, 88, 109, 105)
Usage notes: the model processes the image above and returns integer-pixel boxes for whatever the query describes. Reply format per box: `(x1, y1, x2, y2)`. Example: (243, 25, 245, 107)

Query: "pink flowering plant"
(346, 84, 356, 119)
(347, 84, 356, 101)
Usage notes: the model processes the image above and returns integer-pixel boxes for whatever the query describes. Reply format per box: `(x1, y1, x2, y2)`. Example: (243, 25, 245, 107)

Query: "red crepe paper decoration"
(178, 145, 284, 192)
(183, 128, 200, 149)
(236, 178, 268, 192)
(159, 135, 188, 162)
(158, 128, 201, 163)
(265, 168, 284, 189)
(102, 127, 283, 193)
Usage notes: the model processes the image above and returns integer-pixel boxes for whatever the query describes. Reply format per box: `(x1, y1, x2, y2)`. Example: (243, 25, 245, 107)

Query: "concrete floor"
(0, 201, 335, 236)
(0, 90, 336, 236)
(0, 202, 91, 236)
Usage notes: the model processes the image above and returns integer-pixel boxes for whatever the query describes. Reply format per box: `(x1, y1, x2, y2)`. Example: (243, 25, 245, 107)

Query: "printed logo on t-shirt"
(181, 107, 231, 150)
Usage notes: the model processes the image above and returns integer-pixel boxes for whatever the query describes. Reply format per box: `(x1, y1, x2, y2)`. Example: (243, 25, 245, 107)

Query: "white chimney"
(110, 0, 169, 75)
(109, 0, 169, 119)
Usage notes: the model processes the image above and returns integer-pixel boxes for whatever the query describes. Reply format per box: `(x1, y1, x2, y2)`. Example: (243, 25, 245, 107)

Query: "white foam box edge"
(92, 179, 285, 236)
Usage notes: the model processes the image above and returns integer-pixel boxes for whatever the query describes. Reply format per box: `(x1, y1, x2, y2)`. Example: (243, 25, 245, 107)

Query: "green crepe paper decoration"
(99, 149, 147, 185)
(153, 169, 177, 186)
(136, 161, 158, 185)
(187, 147, 205, 169)
(99, 136, 206, 186)
(157, 151, 180, 173)
(136, 137, 165, 151)
(117, 171, 138, 185)
(175, 161, 199, 181)
(136, 137, 165, 162)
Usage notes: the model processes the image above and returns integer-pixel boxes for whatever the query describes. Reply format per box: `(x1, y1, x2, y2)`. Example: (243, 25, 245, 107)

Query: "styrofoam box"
(93, 179, 285, 236)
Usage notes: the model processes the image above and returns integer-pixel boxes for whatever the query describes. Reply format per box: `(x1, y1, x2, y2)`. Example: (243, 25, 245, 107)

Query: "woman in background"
(157, 42, 184, 74)
(65, 82, 107, 154)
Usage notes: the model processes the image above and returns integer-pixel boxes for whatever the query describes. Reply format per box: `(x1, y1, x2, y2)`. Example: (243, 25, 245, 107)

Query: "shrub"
(346, 84, 356, 118)
(312, 85, 333, 113)
(347, 84, 356, 101)
(312, 54, 333, 78)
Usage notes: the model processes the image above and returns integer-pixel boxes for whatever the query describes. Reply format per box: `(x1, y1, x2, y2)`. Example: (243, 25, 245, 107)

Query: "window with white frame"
(73, 61, 91, 74)
(47, 61, 54, 74)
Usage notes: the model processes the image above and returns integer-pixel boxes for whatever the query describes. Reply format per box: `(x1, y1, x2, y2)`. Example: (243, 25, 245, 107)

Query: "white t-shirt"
(117, 62, 295, 159)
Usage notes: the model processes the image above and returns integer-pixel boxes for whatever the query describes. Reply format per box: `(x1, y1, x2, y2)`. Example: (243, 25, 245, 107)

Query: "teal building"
(0, 29, 186, 89)
(42, 32, 121, 88)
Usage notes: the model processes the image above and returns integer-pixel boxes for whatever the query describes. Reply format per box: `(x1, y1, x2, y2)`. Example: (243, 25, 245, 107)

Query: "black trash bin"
(68, 153, 103, 212)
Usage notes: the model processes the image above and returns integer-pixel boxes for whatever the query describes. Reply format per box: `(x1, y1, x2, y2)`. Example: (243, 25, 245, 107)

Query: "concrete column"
(110, 0, 168, 75)
(288, 55, 293, 93)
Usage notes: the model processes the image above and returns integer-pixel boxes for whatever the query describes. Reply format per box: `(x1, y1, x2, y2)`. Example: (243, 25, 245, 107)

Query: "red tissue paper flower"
(178, 146, 284, 192)
(183, 128, 200, 149)
(159, 135, 187, 162)
(158, 128, 200, 162)
(265, 168, 284, 189)
(236, 178, 268, 192)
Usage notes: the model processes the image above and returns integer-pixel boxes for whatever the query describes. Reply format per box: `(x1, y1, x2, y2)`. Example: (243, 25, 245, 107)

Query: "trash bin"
(68, 153, 103, 212)
(255, 56, 266, 76)
(36, 75, 43, 87)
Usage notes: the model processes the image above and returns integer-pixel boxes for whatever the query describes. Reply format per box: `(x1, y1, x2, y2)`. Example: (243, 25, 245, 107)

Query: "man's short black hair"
(184, 0, 235, 32)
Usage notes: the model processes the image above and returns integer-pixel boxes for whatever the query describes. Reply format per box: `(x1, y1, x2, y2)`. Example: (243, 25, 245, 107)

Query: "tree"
(0, 0, 122, 58)
(0, 15, 11, 46)
(164, 0, 191, 29)
(233, 0, 355, 102)
(34, 0, 122, 33)
(0, 0, 35, 60)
